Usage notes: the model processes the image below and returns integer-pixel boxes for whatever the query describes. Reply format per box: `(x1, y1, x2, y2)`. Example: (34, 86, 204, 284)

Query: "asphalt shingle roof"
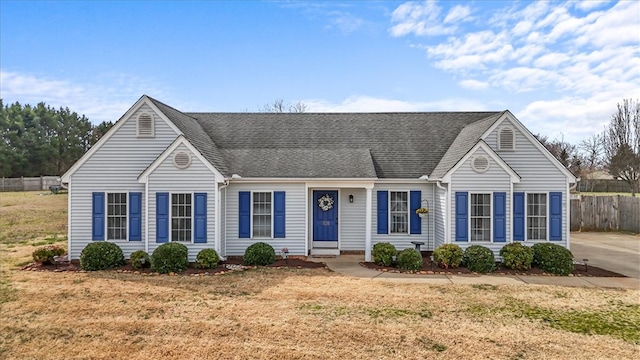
(147, 96, 503, 179)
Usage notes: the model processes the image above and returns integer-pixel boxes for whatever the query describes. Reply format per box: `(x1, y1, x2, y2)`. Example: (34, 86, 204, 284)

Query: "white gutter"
(436, 181, 449, 244)
(144, 177, 149, 254)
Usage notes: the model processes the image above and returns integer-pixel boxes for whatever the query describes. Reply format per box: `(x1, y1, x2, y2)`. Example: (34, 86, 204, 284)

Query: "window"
(171, 193, 192, 242)
(527, 193, 547, 240)
(137, 113, 154, 137)
(470, 193, 491, 241)
(107, 193, 127, 240)
(498, 126, 515, 150)
(253, 192, 272, 237)
(390, 191, 408, 234)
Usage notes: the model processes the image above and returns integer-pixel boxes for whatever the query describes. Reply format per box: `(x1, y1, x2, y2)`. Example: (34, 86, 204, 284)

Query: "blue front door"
(313, 190, 338, 241)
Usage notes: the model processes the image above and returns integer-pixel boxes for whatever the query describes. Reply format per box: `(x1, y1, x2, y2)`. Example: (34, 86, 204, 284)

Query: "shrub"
(500, 242, 534, 270)
(80, 242, 125, 271)
(433, 244, 463, 269)
(397, 248, 423, 271)
(463, 245, 495, 273)
(243, 242, 276, 266)
(532, 243, 575, 275)
(32, 245, 65, 265)
(196, 248, 219, 269)
(130, 250, 150, 270)
(150, 243, 188, 274)
(372, 242, 397, 266)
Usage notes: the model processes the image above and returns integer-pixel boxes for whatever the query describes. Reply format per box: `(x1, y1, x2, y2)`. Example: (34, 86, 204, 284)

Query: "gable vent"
(472, 155, 489, 173)
(173, 151, 191, 169)
(498, 127, 515, 150)
(137, 113, 154, 137)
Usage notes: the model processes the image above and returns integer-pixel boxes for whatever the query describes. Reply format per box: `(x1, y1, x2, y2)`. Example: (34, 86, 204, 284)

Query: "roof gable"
(442, 140, 520, 183)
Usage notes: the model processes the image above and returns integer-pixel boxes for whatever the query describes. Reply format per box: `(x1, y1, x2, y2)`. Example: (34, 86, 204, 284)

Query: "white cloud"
(0, 70, 167, 124)
(303, 95, 488, 112)
(389, 0, 456, 37)
(459, 79, 488, 90)
(443, 5, 471, 24)
(575, 0, 611, 12)
(325, 11, 364, 34)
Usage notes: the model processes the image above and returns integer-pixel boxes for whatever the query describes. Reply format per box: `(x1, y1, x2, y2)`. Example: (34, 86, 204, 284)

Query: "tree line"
(0, 100, 113, 177)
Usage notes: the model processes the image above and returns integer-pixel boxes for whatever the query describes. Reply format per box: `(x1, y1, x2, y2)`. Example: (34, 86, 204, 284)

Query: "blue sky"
(1, 0, 638, 144)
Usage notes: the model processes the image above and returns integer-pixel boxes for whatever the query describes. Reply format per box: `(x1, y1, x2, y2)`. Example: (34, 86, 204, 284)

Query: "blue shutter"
(194, 193, 207, 243)
(513, 192, 525, 241)
(239, 191, 251, 238)
(156, 192, 169, 243)
(493, 192, 506, 242)
(92, 192, 105, 241)
(129, 192, 142, 241)
(549, 192, 562, 241)
(377, 191, 388, 234)
(274, 191, 286, 238)
(455, 192, 468, 242)
(410, 190, 421, 235)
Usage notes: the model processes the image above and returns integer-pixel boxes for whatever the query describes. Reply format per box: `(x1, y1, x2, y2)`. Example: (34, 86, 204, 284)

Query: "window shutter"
(549, 192, 562, 241)
(92, 192, 105, 241)
(455, 192, 468, 242)
(273, 191, 286, 238)
(239, 191, 251, 238)
(410, 190, 421, 235)
(156, 192, 169, 243)
(377, 191, 388, 234)
(513, 192, 525, 241)
(194, 193, 207, 243)
(493, 192, 506, 242)
(129, 192, 142, 241)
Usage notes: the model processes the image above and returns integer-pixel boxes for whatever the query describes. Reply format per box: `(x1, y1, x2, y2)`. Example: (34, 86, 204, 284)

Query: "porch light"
(349, 194, 354, 203)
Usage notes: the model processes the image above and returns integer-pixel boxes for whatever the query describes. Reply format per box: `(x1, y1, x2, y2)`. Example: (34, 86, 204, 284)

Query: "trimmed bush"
(433, 244, 463, 269)
(243, 242, 276, 266)
(532, 243, 575, 275)
(150, 243, 188, 274)
(32, 245, 65, 265)
(500, 242, 534, 270)
(372, 242, 397, 266)
(196, 248, 220, 269)
(397, 248, 423, 271)
(80, 242, 125, 271)
(463, 245, 495, 273)
(130, 250, 150, 270)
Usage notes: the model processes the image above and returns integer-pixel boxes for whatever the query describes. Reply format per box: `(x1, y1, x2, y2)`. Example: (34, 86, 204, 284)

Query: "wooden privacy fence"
(0, 176, 61, 192)
(576, 179, 634, 193)
(571, 195, 640, 233)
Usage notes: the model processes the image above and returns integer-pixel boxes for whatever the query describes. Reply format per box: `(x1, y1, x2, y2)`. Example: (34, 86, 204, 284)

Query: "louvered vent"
(472, 155, 489, 173)
(499, 127, 515, 150)
(173, 151, 191, 169)
(137, 113, 154, 137)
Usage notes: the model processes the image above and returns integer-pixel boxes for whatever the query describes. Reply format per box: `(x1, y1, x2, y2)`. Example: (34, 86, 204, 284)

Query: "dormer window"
(498, 126, 515, 151)
(137, 113, 154, 138)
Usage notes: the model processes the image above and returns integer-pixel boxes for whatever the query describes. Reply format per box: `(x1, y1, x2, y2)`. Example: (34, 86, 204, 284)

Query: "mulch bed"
(361, 252, 625, 277)
(22, 257, 327, 276)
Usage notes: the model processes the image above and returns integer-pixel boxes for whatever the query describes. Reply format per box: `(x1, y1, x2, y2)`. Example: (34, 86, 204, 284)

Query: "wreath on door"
(318, 194, 334, 211)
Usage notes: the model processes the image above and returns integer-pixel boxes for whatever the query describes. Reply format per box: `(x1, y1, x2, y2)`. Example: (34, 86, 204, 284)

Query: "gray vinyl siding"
(68, 104, 179, 259)
(449, 147, 512, 255)
(147, 143, 216, 261)
(225, 183, 306, 256)
(485, 119, 569, 247)
(339, 189, 366, 251)
(434, 186, 446, 249)
(371, 183, 435, 251)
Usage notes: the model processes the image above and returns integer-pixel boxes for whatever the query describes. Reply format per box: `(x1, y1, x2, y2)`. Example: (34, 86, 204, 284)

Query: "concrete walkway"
(310, 255, 640, 289)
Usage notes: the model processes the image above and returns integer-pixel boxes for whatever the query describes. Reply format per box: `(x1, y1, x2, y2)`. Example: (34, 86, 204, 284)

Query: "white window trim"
(136, 112, 155, 138)
(525, 192, 550, 242)
(468, 192, 493, 243)
(105, 191, 129, 242)
(251, 191, 274, 239)
(388, 190, 410, 235)
(497, 125, 516, 151)
(170, 192, 194, 244)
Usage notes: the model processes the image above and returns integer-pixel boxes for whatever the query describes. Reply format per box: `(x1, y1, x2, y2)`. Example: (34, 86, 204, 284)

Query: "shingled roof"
(148, 96, 502, 179)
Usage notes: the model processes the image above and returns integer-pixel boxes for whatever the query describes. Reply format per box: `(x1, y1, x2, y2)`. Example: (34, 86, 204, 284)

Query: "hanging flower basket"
(416, 207, 429, 218)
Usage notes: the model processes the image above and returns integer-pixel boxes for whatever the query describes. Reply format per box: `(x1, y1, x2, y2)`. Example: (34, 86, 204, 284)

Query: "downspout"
(436, 181, 448, 244)
(216, 179, 230, 260)
(144, 177, 149, 254)
(566, 179, 578, 250)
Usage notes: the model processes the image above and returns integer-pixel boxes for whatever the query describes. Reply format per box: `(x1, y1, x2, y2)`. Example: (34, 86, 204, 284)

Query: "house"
(61, 95, 576, 262)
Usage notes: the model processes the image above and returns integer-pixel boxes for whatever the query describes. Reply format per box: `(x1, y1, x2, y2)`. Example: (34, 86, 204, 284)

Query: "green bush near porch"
(372, 242, 397, 266)
(463, 245, 495, 273)
(397, 248, 422, 271)
(532, 243, 574, 275)
(500, 242, 534, 270)
(244, 242, 276, 266)
(433, 244, 463, 269)
(151, 243, 188, 274)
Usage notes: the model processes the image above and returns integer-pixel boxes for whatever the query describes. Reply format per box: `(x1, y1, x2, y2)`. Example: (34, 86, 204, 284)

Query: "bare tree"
(261, 99, 308, 113)
(579, 133, 604, 173)
(534, 133, 582, 177)
(604, 99, 640, 196)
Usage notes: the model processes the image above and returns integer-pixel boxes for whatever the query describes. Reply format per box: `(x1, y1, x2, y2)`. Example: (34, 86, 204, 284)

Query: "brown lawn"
(1, 192, 639, 359)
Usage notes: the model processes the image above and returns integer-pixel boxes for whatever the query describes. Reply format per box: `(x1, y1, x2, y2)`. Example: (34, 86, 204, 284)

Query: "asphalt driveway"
(570, 232, 640, 278)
